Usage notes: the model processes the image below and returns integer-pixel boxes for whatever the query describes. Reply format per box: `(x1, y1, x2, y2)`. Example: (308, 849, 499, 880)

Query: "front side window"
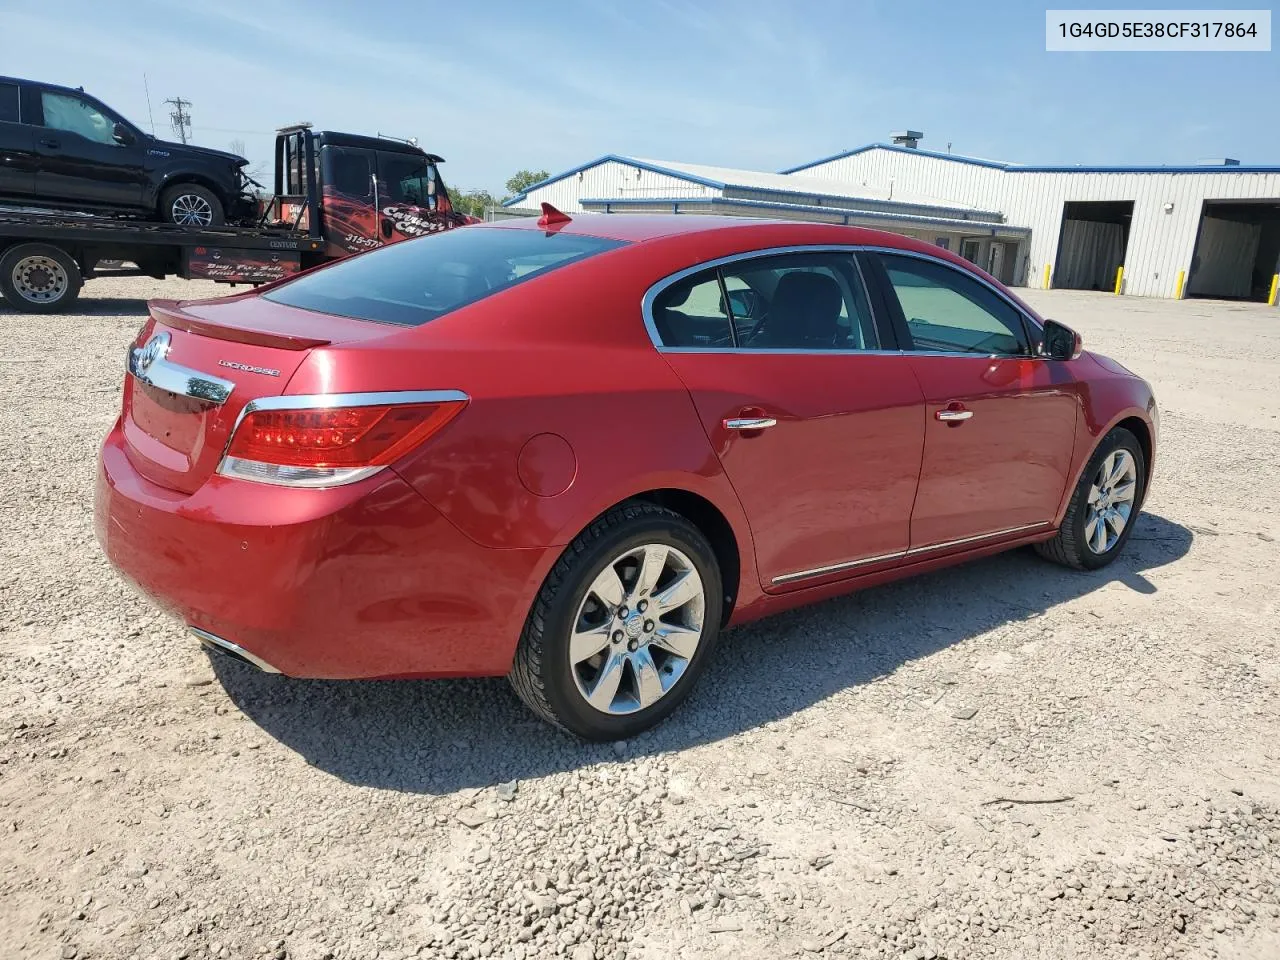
(877, 253, 1029, 355)
(322, 146, 373, 199)
(0, 82, 18, 123)
(40, 91, 119, 145)
(379, 153, 440, 209)
(725, 253, 878, 351)
(264, 226, 626, 326)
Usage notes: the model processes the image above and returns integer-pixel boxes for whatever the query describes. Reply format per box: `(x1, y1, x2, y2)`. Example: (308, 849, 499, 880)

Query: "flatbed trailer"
(0, 210, 327, 311)
(0, 124, 471, 312)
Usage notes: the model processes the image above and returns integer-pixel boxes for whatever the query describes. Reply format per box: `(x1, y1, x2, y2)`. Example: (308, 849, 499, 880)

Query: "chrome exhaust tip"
(190, 627, 281, 674)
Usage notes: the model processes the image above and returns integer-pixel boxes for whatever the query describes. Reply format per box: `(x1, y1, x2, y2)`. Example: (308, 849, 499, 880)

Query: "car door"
(30, 87, 145, 208)
(652, 251, 926, 591)
(376, 151, 457, 242)
(0, 79, 37, 199)
(867, 251, 1078, 550)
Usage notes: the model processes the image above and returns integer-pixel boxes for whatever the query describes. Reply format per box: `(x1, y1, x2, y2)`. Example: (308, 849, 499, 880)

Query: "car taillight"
(218, 392, 466, 488)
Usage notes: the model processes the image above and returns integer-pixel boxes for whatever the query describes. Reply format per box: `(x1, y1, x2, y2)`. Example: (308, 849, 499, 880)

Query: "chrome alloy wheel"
(170, 193, 214, 226)
(12, 255, 69, 304)
(570, 544, 706, 715)
(1085, 448, 1138, 554)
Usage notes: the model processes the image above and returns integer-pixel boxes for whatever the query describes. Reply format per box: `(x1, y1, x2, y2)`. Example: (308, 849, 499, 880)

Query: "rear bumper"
(94, 419, 548, 679)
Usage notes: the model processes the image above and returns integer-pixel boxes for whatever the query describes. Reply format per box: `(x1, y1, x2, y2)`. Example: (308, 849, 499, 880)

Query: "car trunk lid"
(122, 297, 387, 494)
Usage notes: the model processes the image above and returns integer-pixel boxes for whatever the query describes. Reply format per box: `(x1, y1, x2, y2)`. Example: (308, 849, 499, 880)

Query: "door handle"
(936, 409, 973, 422)
(39, 138, 61, 149)
(723, 417, 777, 430)
(380, 218, 394, 238)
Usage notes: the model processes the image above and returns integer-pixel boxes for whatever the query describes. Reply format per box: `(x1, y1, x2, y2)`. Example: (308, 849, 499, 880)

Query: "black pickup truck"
(0, 75, 257, 227)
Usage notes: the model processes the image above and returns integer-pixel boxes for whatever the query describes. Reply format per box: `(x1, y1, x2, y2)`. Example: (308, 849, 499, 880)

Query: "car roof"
(0, 75, 96, 98)
(487, 212, 967, 256)
(483, 213, 1044, 324)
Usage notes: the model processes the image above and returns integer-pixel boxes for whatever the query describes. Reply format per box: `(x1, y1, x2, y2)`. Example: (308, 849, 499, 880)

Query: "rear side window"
(0, 82, 18, 123)
(264, 227, 626, 326)
(651, 269, 733, 347)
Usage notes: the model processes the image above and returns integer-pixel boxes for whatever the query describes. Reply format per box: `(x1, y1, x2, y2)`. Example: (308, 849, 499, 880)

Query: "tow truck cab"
(273, 125, 475, 258)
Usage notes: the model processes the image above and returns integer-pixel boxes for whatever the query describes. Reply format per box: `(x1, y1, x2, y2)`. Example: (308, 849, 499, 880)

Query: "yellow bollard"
(1114, 265, 1124, 295)
(1175, 270, 1185, 299)
(1269, 273, 1279, 306)
(1043, 264, 1051, 289)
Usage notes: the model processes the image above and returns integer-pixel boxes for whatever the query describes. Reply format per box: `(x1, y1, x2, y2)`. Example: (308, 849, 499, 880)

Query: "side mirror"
(1039, 318, 1082, 361)
(112, 122, 136, 146)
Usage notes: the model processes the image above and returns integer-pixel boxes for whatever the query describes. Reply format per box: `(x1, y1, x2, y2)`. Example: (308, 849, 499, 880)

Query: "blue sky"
(1, 0, 1275, 194)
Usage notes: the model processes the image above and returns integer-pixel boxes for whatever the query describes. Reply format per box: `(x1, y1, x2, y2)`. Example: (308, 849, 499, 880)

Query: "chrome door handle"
(723, 417, 777, 430)
(936, 409, 973, 422)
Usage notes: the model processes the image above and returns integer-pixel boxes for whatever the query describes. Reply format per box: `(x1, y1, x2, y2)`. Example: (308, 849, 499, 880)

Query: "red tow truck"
(0, 124, 475, 312)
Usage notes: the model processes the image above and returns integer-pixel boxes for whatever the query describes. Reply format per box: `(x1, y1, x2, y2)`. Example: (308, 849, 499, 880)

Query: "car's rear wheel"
(509, 502, 723, 740)
(1036, 427, 1145, 570)
(161, 183, 224, 226)
(0, 243, 83, 313)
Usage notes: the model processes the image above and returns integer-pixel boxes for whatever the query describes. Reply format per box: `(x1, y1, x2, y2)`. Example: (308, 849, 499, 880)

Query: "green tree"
(452, 188, 498, 219)
(504, 169, 550, 200)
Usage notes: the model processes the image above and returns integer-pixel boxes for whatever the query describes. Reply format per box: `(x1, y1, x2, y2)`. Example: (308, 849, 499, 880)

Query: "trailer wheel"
(0, 243, 83, 313)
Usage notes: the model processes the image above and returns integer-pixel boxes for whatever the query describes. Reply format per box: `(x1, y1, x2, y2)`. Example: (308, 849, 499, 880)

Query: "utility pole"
(165, 96, 191, 144)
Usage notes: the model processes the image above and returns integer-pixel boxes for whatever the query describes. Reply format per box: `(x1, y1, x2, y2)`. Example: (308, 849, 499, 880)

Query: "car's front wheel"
(509, 502, 723, 740)
(160, 183, 225, 227)
(1036, 427, 1146, 570)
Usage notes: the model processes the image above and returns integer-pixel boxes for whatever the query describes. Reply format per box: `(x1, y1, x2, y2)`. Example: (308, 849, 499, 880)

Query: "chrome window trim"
(127, 341, 236, 406)
(641, 243, 1043, 357)
(771, 521, 1052, 585)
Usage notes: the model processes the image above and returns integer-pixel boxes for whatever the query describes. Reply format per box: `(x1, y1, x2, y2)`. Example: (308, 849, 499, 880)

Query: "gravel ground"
(1, 278, 1278, 960)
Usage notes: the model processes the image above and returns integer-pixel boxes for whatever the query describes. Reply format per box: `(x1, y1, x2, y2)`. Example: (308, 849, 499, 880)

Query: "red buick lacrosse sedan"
(96, 210, 1157, 739)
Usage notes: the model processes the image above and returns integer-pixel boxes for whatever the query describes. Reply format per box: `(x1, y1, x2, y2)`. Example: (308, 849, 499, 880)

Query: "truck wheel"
(0, 243, 83, 313)
(161, 184, 224, 226)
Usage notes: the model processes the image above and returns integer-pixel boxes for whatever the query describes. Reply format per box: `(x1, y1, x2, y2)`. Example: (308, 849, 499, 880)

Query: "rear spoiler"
(150, 301, 332, 350)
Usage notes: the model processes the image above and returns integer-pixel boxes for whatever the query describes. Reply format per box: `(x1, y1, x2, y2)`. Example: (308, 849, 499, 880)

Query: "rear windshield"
(264, 226, 627, 326)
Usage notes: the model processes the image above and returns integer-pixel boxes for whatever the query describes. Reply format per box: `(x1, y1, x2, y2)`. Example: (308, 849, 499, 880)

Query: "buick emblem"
(135, 332, 171, 374)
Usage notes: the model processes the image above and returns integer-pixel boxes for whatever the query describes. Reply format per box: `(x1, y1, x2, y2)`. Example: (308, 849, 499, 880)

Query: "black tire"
(160, 183, 224, 226)
(509, 501, 723, 740)
(0, 243, 83, 313)
(1036, 427, 1146, 570)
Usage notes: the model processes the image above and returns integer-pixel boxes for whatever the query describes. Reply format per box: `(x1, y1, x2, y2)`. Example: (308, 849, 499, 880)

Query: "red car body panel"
(662, 352, 925, 588)
(905, 354, 1079, 547)
(95, 215, 1157, 680)
(96, 423, 549, 678)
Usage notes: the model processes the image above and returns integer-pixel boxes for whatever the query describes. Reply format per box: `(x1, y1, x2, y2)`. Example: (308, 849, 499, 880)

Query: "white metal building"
(504, 143, 1280, 302)
(501, 155, 1030, 265)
